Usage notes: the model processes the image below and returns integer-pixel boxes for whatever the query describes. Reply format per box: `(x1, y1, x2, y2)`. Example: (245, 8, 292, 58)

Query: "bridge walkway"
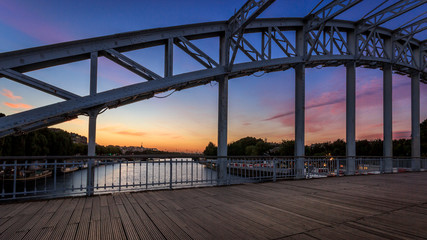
(1, 172, 427, 239)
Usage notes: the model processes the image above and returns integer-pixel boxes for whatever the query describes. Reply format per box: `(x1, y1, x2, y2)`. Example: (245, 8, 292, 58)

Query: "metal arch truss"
(0, 0, 426, 137)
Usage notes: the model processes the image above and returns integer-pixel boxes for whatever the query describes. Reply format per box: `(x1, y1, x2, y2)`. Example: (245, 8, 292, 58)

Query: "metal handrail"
(0, 155, 425, 201)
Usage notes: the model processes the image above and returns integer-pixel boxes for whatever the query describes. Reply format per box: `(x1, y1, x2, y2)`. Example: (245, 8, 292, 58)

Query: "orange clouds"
(99, 126, 146, 137)
(3, 102, 33, 109)
(1, 88, 22, 100)
(116, 131, 146, 136)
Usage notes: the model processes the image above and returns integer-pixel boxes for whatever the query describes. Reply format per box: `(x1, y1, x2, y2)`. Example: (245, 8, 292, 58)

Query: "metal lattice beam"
(228, 0, 276, 68)
(393, 18, 427, 66)
(357, 0, 427, 34)
(305, 0, 361, 60)
(305, 0, 362, 31)
(393, 17, 427, 40)
(228, 0, 276, 35)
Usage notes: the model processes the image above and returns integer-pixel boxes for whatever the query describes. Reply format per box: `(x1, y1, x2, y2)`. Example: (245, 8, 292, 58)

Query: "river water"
(1, 159, 219, 198)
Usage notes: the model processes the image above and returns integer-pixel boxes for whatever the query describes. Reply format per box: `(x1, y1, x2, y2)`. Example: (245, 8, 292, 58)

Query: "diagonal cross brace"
(103, 49, 162, 81)
(175, 36, 219, 68)
(357, 0, 427, 34)
(0, 69, 80, 100)
(305, 0, 361, 60)
(228, 0, 275, 68)
(228, 0, 276, 35)
(305, 0, 362, 32)
(393, 17, 427, 41)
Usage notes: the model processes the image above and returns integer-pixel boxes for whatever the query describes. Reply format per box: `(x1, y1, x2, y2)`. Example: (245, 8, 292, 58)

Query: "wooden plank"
(110, 218, 127, 240)
(0, 201, 44, 237)
(100, 215, 114, 240)
(62, 224, 78, 240)
(18, 199, 63, 240)
(74, 197, 92, 240)
(114, 195, 139, 240)
(119, 194, 154, 240)
(46, 198, 79, 240)
(135, 192, 185, 240)
(2, 201, 47, 240)
(0, 172, 426, 239)
(126, 193, 165, 239)
(68, 197, 85, 224)
(279, 233, 318, 239)
(88, 220, 101, 240)
(106, 195, 121, 219)
(88, 196, 101, 240)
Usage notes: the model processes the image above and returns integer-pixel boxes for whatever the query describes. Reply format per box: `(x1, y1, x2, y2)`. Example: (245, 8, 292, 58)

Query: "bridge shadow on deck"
(1, 172, 427, 239)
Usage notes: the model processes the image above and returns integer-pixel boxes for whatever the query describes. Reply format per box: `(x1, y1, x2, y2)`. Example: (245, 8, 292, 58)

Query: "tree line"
(0, 113, 122, 156)
(204, 119, 427, 157)
(0, 127, 122, 156)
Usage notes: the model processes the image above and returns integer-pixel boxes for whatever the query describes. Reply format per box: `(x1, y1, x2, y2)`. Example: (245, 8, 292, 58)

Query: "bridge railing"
(0, 155, 425, 200)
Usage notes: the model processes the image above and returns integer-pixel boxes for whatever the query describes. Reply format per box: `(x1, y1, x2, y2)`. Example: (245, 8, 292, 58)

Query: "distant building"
(49, 128, 88, 144)
(120, 144, 158, 154)
(70, 133, 88, 145)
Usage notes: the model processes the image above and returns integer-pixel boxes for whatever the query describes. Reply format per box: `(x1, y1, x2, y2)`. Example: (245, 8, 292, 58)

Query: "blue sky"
(0, 0, 426, 152)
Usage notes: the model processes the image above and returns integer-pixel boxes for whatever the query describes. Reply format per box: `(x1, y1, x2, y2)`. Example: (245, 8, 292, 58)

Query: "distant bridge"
(0, 0, 426, 181)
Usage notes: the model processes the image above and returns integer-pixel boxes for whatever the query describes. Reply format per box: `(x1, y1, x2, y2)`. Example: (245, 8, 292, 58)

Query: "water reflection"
(1, 159, 218, 198)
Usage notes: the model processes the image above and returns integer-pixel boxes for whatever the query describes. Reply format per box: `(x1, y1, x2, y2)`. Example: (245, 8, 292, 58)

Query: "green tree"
(203, 142, 217, 156)
(278, 140, 294, 156)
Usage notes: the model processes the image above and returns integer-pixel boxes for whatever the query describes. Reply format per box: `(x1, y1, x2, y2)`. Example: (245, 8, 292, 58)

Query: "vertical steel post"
(170, 159, 173, 189)
(87, 51, 98, 196)
(346, 29, 356, 175)
(346, 62, 356, 175)
(383, 63, 393, 173)
(295, 27, 305, 179)
(13, 160, 17, 199)
(53, 159, 57, 194)
(217, 34, 229, 185)
(411, 71, 421, 171)
(165, 38, 173, 77)
(191, 159, 194, 186)
(383, 35, 393, 173)
(273, 159, 277, 182)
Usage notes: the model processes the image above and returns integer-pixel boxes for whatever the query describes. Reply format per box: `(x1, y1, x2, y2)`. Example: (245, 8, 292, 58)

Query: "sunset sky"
(0, 0, 426, 152)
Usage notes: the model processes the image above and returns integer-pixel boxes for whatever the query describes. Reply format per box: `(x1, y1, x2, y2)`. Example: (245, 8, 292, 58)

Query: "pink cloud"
(1, 89, 22, 100)
(393, 131, 410, 139)
(4, 102, 33, 109)
(358, 133, 382, 140)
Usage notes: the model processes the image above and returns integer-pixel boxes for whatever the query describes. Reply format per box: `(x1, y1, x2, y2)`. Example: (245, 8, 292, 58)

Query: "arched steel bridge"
(0, 0, 426, 175)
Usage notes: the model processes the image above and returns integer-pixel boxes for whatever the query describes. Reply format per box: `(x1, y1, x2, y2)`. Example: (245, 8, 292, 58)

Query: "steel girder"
(356, 0, 427, 64)
(392, 17, 427, 67)
(228, 0, 276, 68)
(0, 3, 426, 137)
(304, 0, 362, 60)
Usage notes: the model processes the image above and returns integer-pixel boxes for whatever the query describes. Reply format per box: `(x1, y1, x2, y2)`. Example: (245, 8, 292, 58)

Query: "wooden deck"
(1, 172, 427, 239)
